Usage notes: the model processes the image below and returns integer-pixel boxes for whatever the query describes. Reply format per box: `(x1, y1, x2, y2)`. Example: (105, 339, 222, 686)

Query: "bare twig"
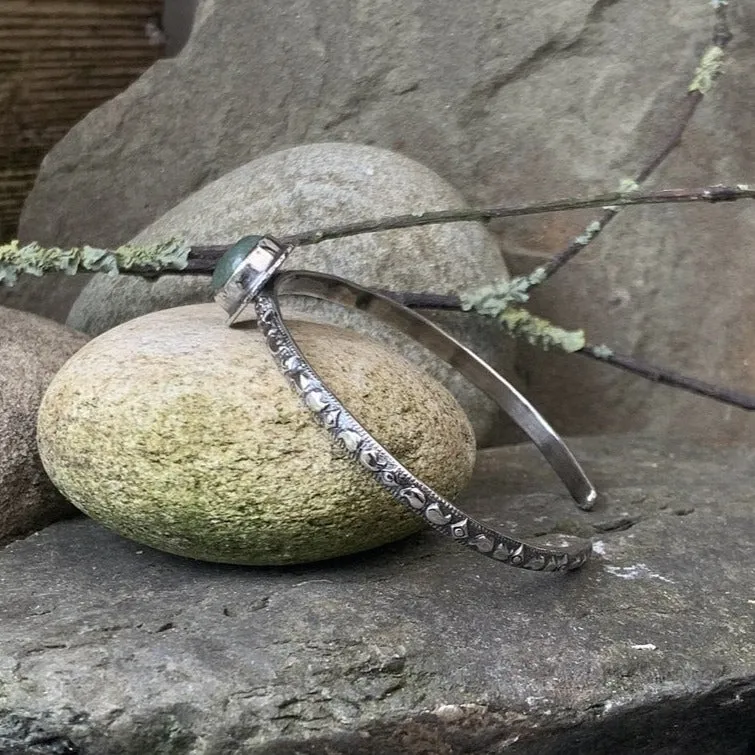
(128, 183, 752, 275)
(224, 185, 749, 257)
(578, 343, 755, 410)
(533, 0, 733, 285)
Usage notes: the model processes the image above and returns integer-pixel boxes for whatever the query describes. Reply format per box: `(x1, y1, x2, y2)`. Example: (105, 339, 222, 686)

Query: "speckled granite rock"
(65, 142, 511, 445)
(0, 307, 88, 545)
(37, 303, 476, 564)
(1, 436, 753, 754)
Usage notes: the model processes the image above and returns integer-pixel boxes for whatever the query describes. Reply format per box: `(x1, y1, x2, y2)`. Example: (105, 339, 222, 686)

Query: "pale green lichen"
(603, 178, 641, 211)
(689, 45, 725, 94)
(461, 270, 585, 352)
(574, 220, 603, 246)
(591, 344, 615, 359)
(498, 307, 586, 352)
(460, 266, 547, 314)
(0, 239, 191, 287)
(618, 178, 641, 196)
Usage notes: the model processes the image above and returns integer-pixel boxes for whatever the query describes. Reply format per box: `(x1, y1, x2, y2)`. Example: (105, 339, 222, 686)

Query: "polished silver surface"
(247, 269, 596, 571)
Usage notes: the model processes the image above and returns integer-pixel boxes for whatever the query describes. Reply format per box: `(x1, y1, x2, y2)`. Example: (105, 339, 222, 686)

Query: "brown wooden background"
(0, 0, 164, 241)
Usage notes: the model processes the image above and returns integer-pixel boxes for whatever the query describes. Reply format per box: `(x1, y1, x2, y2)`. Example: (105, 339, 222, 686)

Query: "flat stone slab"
(1, 436, 753, 754)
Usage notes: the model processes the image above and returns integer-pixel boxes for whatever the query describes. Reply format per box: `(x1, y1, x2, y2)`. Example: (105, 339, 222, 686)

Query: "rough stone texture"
(37, 303, 476, 565)
(10, 0, 755, 443)
(1, 436, 753, 754)
(64, 142, 511, 444)
(0, 307, 88, 545)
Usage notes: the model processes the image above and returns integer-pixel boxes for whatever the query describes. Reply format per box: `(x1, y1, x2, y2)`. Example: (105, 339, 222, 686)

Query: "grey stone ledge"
(1, 436, 753, 754)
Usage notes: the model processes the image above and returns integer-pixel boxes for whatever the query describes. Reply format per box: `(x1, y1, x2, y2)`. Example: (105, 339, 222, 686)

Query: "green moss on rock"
(37, 304, 477, 565)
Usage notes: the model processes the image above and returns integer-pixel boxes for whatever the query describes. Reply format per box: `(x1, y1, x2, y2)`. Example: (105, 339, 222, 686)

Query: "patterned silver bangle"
(213, 235, 596, 572)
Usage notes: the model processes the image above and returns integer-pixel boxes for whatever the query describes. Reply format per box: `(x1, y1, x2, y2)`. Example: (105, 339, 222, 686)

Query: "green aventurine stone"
(210, 234, 265, 292)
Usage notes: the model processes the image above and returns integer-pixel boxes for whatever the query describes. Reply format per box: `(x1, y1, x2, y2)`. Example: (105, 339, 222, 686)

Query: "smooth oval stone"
(210, 234, 264, 292)
(37, 304, 476, 565)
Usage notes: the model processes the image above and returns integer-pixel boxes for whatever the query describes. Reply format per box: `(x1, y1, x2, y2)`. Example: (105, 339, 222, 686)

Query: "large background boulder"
(0, 307, 88, 544)
(8, 0, 755, 441)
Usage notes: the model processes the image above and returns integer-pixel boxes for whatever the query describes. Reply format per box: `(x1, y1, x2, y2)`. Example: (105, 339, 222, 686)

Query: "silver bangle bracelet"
(213, 235, 596, 572)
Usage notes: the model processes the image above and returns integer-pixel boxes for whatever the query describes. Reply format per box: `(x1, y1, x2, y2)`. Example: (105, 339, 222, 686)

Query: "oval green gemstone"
(210, 234, 265, 292)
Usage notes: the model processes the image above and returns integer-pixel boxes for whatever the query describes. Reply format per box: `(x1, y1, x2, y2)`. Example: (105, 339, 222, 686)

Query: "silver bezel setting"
(214, 236, 293, 325)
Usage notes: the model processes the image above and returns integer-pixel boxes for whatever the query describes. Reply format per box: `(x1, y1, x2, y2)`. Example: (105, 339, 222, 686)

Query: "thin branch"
(578, 343, 755, 410)
(124, 183, 753, 275)
(2, 184, 752, 283)
(533, 0, 733, 285)
(206, 184, 753, 259)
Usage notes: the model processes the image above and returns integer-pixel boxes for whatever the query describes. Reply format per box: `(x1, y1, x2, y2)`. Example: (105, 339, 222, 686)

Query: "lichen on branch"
(497, 307, 586, 353)
(459, 267, 547, 313)
(0, 239, 190, 287)
(460, 273, 585, 353)
(689, 45, 726, 94)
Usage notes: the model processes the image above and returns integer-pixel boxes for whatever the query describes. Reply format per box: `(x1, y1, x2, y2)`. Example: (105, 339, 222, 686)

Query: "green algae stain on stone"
(37, 304, 476, 565)
(210, 235, 264, 292)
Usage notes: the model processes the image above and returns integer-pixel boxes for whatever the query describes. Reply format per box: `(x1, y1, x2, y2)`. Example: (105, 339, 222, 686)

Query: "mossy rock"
(37, 304, 476, 565)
